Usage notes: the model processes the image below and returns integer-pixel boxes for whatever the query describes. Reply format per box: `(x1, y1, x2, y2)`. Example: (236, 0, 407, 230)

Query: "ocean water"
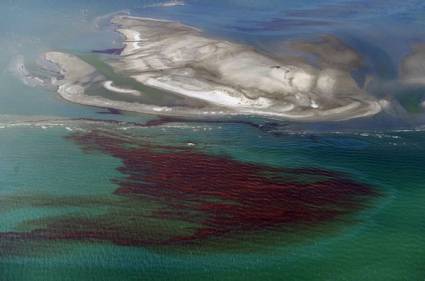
(0, 1, 425, 280)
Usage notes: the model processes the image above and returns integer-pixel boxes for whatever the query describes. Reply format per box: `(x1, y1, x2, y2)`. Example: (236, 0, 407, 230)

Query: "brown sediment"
(0, 130, 378, 248)
(290, 35, 363, 70)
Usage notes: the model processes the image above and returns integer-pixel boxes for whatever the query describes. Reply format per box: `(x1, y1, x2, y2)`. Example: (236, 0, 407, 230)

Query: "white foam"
(144, 1, 185, 8)
(103, 81, 141, 96)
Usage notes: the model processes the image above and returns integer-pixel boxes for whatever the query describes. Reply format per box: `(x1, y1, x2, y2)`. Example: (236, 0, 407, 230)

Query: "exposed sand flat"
(40, 51, 318, 119)
(39, 52, 232, 117)
(36, 16, 385, 121)
(108, 15, 382, 120)
(117, 29, 144, 55)
(143, 1, 185, 8)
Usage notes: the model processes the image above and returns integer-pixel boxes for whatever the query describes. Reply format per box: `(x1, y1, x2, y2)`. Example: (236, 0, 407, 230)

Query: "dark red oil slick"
(72, 131, 376, 243)
(1, 130, 378, 248)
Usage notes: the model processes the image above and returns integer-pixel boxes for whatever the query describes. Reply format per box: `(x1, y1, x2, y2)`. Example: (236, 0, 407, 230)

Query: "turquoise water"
(1, 1, 425, 280)
(0, 124, 424, 280)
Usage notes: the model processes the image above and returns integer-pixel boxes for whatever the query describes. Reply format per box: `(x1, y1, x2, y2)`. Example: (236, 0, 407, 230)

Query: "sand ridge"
(38, 15, 386, 121)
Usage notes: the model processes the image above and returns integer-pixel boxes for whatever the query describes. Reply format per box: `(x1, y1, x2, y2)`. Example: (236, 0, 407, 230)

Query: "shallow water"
(0, 123, 424, 281)
(1, 1, 425, 280)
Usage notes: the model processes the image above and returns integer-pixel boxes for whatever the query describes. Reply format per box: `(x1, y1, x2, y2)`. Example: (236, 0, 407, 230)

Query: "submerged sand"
(400, 44, 425, 86)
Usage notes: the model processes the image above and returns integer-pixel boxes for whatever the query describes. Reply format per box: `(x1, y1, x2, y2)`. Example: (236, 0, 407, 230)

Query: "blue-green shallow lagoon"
(0, 124, 423, 281)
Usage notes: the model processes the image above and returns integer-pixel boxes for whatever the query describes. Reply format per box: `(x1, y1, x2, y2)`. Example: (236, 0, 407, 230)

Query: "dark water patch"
(394, 86, 425, 114)
(92, 48, 124, 55)
(75, 131, 377, 243)
(0, 130, 378, 249)
(342, 35, 398, 81)
(143, 116, 286, 136)
(366, 80, 425, 114)
(96, 107, 123, 115)
(63, 116, 285, 135)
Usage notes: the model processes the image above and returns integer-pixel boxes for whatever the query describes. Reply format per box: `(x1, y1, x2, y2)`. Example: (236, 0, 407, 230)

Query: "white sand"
(103, 80, 141, 96)
(108, 15, 382, 120)
(37, 16, 385, 121)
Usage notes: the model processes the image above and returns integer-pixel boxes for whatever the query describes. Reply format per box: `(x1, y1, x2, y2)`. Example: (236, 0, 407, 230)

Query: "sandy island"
(39, 15, 385, 121)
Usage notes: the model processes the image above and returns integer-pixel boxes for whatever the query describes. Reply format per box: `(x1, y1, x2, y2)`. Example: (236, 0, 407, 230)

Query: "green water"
(0, 124, 423, 281)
